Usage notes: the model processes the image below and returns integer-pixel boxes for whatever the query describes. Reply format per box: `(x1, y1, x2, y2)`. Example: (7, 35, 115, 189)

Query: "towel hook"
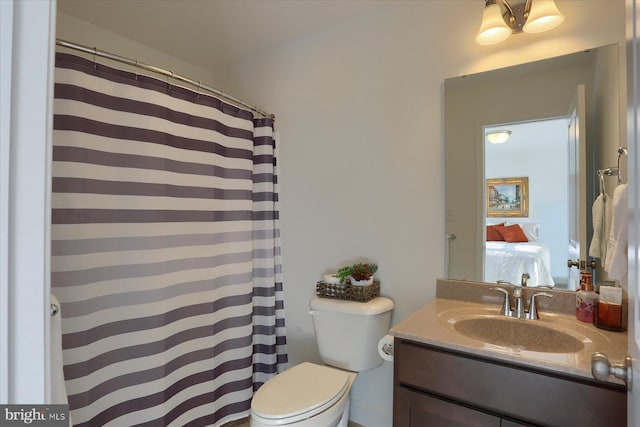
(617, 147, 628, 184)
(598, 170, 606, 195)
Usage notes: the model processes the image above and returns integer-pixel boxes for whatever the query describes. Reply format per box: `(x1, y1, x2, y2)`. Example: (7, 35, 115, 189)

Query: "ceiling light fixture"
(486, 130, 512, 144)
(475, 0, 565, 45)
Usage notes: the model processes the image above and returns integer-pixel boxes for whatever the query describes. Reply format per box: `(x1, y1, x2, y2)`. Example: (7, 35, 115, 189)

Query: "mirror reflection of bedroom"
(484, 118, 569, 289)
(445, 44, 622, 291)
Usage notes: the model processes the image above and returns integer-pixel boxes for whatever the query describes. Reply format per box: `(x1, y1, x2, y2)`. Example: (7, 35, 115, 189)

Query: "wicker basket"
(315, 280, 380, 302)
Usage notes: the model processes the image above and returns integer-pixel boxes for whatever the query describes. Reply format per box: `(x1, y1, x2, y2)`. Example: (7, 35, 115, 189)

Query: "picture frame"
(486, 177, 529, 218)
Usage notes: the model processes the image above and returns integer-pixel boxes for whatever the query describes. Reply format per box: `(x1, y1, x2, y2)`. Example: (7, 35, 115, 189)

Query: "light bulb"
(523, 0, 565, 34)
(476, 3, 512, 45)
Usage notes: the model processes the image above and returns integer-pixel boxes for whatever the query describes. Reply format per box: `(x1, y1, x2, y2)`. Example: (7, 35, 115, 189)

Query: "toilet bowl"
(250, 296, 394, 427)
(250, 362, 356, 427)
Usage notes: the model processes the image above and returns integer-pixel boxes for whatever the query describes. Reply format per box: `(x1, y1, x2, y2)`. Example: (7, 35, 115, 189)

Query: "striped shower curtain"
(51, 52, 287, 426)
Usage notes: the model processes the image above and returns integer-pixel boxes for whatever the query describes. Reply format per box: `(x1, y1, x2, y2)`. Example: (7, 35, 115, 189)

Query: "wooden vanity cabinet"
(393, 339, 626, 427)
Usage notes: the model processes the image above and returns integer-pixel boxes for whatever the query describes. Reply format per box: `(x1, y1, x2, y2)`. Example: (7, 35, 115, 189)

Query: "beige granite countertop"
(389, 279, 628, 384)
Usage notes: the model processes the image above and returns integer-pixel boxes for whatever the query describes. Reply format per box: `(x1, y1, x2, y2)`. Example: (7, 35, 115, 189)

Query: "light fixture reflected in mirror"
(486, 129, 512, 144)
(476, 0, 565, 45)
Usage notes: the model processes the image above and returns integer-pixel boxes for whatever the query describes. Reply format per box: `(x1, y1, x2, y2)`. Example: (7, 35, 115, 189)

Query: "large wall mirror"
(445, 44, 624, 290)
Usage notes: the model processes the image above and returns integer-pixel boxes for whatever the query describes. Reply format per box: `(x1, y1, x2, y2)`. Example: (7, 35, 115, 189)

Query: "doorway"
(484, 118, 570, 288)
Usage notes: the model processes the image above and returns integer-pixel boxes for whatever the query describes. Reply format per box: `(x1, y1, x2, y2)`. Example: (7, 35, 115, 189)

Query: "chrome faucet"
(527, 291, 553, 320)
(512, 286, 526, 319)
(490, 286, 513, 317)
(490, 284, 553, 320)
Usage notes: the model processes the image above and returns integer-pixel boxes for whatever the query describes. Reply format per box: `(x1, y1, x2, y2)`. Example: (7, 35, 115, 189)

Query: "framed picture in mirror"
(486, 177, 528, 218)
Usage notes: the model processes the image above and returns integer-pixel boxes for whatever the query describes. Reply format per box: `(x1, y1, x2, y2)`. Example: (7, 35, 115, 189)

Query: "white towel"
(604, 184, 628, 281)
(588, 192, 612, 261)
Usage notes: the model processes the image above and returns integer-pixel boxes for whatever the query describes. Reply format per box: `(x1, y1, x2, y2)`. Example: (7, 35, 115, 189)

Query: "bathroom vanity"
(390, 280, 628, 426)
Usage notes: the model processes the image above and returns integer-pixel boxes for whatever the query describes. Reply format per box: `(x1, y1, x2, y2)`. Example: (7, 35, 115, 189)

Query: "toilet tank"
(309, 296, 394, 372)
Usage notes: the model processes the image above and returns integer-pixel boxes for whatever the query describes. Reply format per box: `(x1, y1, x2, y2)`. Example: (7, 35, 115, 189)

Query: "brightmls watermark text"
(1, 405, 68, 426)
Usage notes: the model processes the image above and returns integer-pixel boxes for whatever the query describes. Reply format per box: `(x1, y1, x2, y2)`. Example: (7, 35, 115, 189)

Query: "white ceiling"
(57, 0, 385, 71)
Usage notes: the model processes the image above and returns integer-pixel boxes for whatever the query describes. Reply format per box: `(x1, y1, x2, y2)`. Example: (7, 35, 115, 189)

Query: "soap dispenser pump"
(576, 271, 597, 322)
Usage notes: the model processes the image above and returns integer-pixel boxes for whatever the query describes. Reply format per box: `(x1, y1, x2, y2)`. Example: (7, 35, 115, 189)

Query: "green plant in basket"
(350, 263, 378, 281)
(336, 266, 353, 284)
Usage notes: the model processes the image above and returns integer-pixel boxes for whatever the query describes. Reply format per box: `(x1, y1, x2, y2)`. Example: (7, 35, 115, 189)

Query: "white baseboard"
(349, 397, 392, 427)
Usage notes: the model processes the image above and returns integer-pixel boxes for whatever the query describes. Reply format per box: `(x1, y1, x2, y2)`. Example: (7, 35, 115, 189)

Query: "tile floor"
(222, 418, 249, 427)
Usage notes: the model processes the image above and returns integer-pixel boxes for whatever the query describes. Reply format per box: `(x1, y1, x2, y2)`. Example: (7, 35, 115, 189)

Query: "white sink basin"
(452, 316, 585, 353)
(436, 305, 604, 355)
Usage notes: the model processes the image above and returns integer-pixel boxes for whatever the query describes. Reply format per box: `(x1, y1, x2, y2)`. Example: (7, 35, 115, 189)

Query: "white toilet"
(250, 296, 394, 427)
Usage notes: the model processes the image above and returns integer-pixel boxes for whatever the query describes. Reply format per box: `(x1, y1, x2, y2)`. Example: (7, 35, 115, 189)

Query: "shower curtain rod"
(55, 39, 273, 119)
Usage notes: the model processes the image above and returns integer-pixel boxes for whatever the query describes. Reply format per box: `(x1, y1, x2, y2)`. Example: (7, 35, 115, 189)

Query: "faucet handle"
(490, 287, 512, 317)
(521, 273, 530, 287)
(527, 292, 553, 320)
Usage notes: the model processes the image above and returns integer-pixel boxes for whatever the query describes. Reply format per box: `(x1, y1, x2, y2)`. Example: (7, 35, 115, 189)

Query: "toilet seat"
(251, 362, 352, 424)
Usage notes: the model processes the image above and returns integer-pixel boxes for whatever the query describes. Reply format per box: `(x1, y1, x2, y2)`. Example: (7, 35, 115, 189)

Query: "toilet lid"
(252, 362, 351, 420)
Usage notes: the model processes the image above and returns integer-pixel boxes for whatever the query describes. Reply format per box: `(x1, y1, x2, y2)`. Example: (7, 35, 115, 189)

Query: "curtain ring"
(197, 81, 201, 98)
(93, 47, 97, 70)
(134, 60, 139, 80)
(167, 71, 174, 91)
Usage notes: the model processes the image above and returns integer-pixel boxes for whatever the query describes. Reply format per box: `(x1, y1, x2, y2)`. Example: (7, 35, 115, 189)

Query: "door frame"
(0, 0, 56, 403)
(567, 85, 587, 290)
(627, 0, 640, 423)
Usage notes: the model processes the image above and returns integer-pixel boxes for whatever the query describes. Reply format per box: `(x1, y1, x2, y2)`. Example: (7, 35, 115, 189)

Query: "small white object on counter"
(600, 286, 623, 304)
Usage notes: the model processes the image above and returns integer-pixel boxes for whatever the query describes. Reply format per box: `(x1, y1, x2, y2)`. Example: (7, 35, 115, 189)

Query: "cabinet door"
(395, 340, 626, 426)
(395, 387, 500, 427)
